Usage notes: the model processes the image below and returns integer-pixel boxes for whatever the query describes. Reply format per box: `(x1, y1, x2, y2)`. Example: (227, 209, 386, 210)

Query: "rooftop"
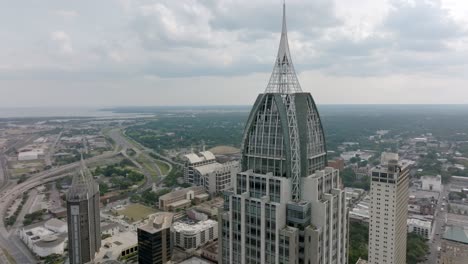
(184, 151, 216, 164)
(95, 231, 138, 262)
(444, 226, 468, 244)
(138, 212, 174, 234)
(172, 219, 217, 235)
(44, 218, 67, 229)
(195, 163, 222, 176)
(208, 145, 240, 155)
(35, 233, 67, 248)
(407, 218, 431, 228)
(159, 186, 206, 201)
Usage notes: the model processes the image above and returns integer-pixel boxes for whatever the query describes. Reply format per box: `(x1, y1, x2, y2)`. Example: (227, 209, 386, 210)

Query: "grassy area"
(2, 248, 16, 264)
(155, 160, 170, 175)
(136, 156, 159, 181)
(11, 168, 31, 177)
(116, 204, 157, 222)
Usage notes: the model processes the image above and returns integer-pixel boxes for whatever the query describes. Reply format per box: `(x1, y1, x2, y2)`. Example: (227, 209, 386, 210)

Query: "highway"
(108, 128, 161, 192)
(122, 129, 183, 167)
(0, 154, 7, 192)
(45, 131, 62, 167)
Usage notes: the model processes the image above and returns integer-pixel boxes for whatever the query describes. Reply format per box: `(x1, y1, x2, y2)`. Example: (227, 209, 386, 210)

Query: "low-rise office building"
(19, 219, 68, 257)
(407, 218, 432, 239)
(159, 186, 207, 211)
(183, 151, 239, 194)
(172, 219, 218, 251)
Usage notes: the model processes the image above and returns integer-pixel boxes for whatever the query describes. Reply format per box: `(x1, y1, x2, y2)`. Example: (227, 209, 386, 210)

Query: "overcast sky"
(1, 0, 468, 107)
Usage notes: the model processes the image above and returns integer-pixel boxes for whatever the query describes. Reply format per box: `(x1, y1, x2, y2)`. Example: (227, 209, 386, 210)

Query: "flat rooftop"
(172, 219, 217, 235)
(138, 212, 174, 234)
(95, 231, 138, 261)
(159, 186, 206, 201)
(444, 226, 468, 244)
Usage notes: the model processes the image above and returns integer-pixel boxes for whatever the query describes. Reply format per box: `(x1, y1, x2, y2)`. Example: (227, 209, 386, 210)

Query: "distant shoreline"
(1, 104, 468, 119)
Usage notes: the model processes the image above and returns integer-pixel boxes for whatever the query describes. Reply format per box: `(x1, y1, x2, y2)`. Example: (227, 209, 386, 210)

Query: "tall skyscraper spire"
(220, 3, 348, 264)
(265, 1, 302, 94)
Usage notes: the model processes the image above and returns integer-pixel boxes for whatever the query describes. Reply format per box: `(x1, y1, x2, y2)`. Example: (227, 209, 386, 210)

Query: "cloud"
(383, 0, 465, 51)
(54, 10, 78, 20)
(1, 0, 468, 107)
(50, 31, 73, 54)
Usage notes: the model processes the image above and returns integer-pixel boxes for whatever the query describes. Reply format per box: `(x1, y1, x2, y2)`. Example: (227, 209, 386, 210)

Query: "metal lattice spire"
(265, 2, 302, 94)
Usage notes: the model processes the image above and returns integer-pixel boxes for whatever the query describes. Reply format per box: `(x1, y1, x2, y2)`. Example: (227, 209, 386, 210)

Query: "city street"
(425, 185, 449, 264)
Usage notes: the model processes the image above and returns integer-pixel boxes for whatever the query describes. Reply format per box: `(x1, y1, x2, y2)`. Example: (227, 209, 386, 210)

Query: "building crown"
(265, 2, 303, 94)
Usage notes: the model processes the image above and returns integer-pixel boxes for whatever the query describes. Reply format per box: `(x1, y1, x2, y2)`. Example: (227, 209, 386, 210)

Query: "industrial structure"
(219, 3, 348, 264)
(368, 152, 410, 264)
(66, 158, 101, 264)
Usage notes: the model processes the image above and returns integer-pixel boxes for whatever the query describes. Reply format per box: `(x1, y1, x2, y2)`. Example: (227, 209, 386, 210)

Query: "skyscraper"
(219, 3, 348, 264)
(67, 159, 101, 264)
(138, 212, 174, 264)
(368, 152, 410, 264)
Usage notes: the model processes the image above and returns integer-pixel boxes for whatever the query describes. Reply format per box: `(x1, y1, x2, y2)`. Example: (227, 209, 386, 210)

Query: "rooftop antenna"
(265, 0, 302, 94)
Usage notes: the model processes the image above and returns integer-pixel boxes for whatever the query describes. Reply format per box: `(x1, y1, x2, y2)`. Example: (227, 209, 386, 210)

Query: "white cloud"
(1, 0, 468, 107)
(54, 10, 78, 20)
(50, 31, 73, 54)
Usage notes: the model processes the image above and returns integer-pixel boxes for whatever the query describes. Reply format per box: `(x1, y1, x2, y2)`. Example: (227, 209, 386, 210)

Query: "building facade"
(138, 213, 174, 264)
(407, 218, 431, 239)
(159, 186, 207, 211)
(184, 151, 239, 194)
(172, 219, 218, 251)
(421, 175, 442, 192)
(368, 153, 410, 264)
(67, 159, 101, 264)
(184, 151, 217, 184)
(219, 4, 348, 264)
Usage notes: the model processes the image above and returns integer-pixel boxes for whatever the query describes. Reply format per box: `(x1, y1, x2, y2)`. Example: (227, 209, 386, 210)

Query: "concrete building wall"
(421, 175, 442, 192)
(172, 222, 218, 250)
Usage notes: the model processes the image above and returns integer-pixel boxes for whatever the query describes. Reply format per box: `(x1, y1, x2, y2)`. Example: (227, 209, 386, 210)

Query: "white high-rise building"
(219, 3, 348, 264)
(368, 152, 410, 264)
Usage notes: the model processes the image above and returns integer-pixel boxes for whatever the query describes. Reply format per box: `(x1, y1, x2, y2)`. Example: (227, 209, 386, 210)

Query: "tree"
(17, 174, 28, 184)
(348, 222, 369, 264)
(358, 160, 368, 168)
(350, 157, 359, 164)
(44, 254, 63, 264)
(406, 233, 429, 264)
(99, 182, 109, 195)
